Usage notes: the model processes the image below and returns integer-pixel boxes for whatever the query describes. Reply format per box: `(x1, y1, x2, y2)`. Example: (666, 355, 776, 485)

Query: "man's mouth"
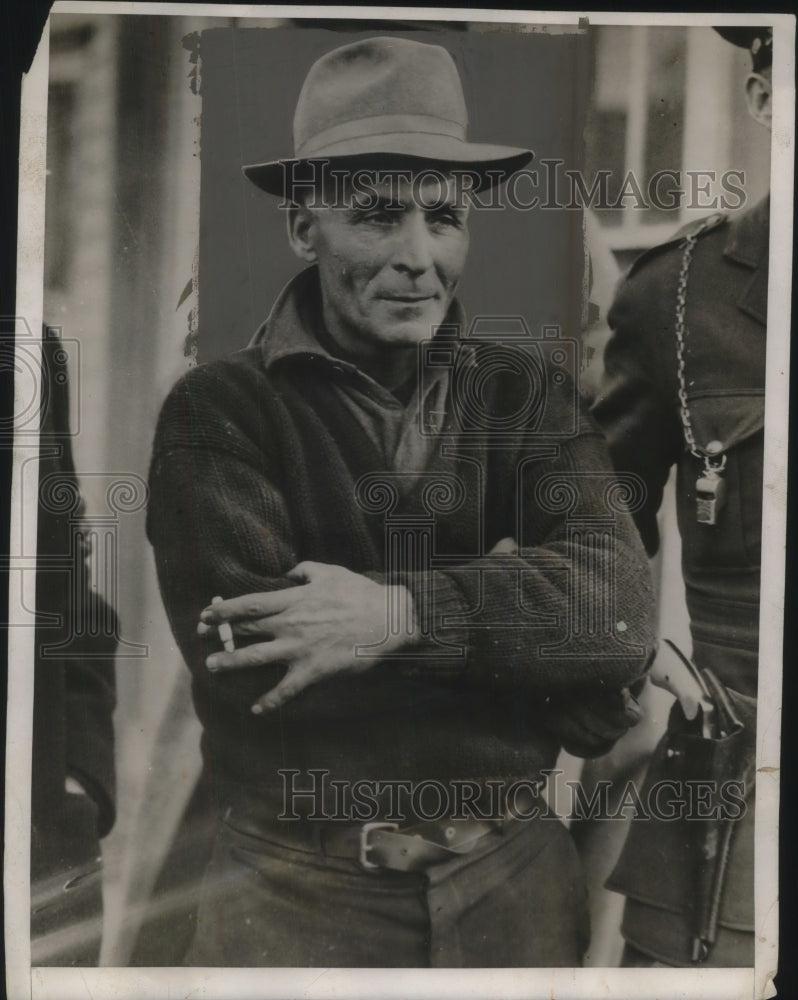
(381, 293, 437, 303)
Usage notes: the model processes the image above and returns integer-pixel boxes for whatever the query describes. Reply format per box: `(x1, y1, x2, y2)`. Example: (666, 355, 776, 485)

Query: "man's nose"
(392, 213, 434, 276)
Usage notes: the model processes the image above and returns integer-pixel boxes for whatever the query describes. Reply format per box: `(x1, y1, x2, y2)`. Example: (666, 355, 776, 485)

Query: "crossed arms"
(147, 362, 656, 755)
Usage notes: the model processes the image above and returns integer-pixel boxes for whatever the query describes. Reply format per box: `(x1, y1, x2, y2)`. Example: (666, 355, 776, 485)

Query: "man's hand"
(197, 562, 418, 714)
(545, 686, 644, 758)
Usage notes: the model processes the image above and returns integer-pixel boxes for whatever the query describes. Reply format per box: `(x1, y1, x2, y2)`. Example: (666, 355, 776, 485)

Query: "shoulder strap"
(626, 211, 728, 281)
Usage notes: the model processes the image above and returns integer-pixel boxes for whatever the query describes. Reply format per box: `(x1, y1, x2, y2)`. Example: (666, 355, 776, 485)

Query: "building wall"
(44, 11, 210, 963)
(586, 25, 770, 261)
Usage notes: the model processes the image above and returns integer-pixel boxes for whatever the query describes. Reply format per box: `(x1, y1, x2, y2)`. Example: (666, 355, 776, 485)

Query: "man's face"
(289, 171, 470, 357)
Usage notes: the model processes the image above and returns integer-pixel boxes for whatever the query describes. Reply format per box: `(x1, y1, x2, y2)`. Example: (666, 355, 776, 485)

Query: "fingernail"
(251, 704, 263, 715)
(206, 656, 219, 672)
(200, 609, 213, 622)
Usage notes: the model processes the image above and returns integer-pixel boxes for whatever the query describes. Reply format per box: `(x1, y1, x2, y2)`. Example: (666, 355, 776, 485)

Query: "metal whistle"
(696, 467, 726, 525)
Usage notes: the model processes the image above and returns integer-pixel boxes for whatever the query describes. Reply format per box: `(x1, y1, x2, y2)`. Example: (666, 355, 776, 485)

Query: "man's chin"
(374, 311, 449, 346)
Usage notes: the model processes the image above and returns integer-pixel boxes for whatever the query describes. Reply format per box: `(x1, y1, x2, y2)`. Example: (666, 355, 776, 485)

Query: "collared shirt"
(249, 267, 455, 483)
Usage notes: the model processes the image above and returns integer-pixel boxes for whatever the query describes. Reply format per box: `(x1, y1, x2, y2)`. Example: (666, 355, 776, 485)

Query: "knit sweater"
(147, 271, 655, 792)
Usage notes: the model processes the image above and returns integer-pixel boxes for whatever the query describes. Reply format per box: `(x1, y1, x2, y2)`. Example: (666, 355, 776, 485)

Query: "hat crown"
(242, 35, 533, 196)
(294, 36, 469, 158)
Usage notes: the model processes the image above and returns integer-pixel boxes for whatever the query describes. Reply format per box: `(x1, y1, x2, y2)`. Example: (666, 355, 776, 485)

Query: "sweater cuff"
(394, 569, 471, 679)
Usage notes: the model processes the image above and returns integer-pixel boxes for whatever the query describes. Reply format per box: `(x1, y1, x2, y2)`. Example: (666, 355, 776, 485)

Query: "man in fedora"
(147, 35, 655, 967)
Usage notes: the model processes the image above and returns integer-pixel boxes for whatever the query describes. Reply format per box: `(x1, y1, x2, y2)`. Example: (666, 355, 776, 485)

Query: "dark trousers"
(185, 810, 590, 967)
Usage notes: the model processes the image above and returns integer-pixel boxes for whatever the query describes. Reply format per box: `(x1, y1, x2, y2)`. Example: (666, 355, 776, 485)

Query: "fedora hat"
(243, 36, 533, 197)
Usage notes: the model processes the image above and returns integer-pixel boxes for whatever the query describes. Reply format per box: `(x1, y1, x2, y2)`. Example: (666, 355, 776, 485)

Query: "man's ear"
(745, 72, 772, 130)
(286, 203, 318, 263)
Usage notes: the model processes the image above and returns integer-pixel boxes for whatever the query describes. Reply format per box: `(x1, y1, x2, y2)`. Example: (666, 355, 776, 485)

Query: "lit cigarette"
(212, 595, 235, 653)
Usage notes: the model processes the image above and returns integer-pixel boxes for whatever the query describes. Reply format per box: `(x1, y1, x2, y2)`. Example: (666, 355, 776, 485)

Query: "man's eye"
(363, 209, 400, 224)
(352, 206, 401, 225)
(427, 209, 464, 229)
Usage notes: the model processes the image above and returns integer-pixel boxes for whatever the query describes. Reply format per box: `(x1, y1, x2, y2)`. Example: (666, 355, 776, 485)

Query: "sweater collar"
(250, 266, 466, 372)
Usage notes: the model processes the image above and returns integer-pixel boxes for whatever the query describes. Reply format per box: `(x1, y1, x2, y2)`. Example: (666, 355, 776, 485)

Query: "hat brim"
(243, 139, 533, 198)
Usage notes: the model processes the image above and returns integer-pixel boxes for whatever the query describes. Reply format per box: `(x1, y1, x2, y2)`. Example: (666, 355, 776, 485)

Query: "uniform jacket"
(146, 267, 656, 803)
(31, 330, 118, 964)
(32, 331, 118, 862)
(591, 198, 770, 697)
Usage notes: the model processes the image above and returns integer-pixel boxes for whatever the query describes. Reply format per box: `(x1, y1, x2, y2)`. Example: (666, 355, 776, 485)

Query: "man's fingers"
(251, 663, 316, 714)
(200, 587, 302, 625)
(197, 620, 279, 642)
(206, 638, 295, 672)
(287, 560, 328, 583)
(229, 617, 278, 638)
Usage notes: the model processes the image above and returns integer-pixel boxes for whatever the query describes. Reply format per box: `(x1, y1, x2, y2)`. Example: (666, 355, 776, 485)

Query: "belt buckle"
(359, 821, 398, 870)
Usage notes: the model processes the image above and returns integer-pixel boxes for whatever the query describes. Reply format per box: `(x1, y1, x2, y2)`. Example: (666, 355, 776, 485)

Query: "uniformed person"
(31, 329, 118, 965)
(590, 26, 772, 967)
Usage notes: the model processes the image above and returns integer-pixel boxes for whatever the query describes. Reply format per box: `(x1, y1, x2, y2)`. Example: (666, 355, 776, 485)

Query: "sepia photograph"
(5, 6, 794, 999)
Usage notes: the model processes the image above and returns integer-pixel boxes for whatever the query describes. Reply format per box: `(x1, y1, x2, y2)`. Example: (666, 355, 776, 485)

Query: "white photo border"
(7, 6, 795, 999)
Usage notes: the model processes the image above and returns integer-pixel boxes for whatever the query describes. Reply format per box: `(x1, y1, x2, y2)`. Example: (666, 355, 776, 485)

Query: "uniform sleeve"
(63, 593, 118, 838)
(589, 265, 684, 556)
(37, 331, 118, 838)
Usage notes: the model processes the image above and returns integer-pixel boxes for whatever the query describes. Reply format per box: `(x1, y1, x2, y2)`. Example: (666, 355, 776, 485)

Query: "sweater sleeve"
(397, 412, 657, 700)
(146, 367, 302, 711)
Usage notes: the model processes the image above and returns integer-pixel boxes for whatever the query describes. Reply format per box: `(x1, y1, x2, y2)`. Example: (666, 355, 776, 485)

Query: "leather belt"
(321, 815, 504, 873)
(223, 784, 543, 874)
